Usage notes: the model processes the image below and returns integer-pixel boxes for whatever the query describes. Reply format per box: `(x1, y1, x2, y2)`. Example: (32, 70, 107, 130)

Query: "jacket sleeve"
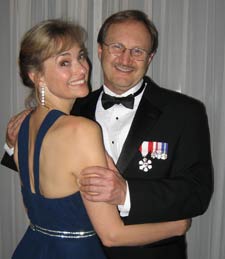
(1, 152, 18, 172)
(126, 103, 213, 223)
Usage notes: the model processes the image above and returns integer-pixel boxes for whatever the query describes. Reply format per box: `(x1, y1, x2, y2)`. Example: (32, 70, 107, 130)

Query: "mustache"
(114, 63, 135, 70)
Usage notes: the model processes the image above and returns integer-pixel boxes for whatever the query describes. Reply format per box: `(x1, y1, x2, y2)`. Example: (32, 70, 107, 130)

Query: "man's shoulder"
(78, 87, 102, 103)
(71, 87, 102, 116)
(145, 76, 205, 111)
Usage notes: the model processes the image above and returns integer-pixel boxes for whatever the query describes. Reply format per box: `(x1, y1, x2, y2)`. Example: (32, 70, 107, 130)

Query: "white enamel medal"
(139, 157, 152, 172)
(138, 141, 152, 172)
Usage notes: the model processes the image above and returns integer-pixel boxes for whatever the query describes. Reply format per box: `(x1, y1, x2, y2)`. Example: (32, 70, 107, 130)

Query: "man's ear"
(97, 43, 103, 60)
(147, 52, 155, 65)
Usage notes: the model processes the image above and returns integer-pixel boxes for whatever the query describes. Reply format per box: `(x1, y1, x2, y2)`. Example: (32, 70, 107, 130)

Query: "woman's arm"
(74, 119, 191, 247)
(1, 109, 32, 171)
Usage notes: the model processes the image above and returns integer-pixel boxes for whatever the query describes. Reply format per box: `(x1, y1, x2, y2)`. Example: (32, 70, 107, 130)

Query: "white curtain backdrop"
(0, 0, 224, 258)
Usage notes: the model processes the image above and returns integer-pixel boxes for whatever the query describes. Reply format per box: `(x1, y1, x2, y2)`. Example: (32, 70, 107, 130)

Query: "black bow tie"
(101, 81, 146, 110)
(102, 93, 134, 109)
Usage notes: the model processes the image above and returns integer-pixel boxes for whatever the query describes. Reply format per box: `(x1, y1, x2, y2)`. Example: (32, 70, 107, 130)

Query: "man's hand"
(79, 156, 127, 205)
(6, 109, 32, 147)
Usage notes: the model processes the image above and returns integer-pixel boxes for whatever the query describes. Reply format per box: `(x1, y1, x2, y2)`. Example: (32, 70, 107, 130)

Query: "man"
(2, 10, 213, 259)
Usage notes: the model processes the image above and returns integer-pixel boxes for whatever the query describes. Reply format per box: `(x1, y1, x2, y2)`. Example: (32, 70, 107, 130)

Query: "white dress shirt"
(95, 79, 146, 216)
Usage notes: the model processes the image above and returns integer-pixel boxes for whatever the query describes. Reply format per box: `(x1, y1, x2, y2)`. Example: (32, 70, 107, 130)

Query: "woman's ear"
(28, 71, 45, 87)
(28, 71, 36, 84)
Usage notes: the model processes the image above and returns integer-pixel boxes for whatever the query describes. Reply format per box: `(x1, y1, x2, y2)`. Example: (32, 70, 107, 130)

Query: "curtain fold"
(0, 1, 224, 258)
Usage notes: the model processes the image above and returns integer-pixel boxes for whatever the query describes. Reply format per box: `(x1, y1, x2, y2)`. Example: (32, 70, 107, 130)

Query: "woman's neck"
(39, 99, 74, 114)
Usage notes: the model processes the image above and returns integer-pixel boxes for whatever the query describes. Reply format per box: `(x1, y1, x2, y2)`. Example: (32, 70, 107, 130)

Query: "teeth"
(69, 80, 85, 86)
(115, 64, 134, 72)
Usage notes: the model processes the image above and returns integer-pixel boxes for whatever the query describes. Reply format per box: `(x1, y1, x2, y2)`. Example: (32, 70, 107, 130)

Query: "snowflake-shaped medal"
(139, 157, 152, 172)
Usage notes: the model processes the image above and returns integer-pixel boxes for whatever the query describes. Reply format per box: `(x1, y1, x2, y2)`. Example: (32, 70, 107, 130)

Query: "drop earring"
(40, 84, 45, 106)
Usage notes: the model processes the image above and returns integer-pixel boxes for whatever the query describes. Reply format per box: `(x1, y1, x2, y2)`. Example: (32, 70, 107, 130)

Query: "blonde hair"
(18, 19, 87, 107)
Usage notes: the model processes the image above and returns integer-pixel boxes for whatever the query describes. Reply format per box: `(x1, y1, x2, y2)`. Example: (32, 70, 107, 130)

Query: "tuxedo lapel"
(74, 80, 166, 174)
(116, 80, 162, 173)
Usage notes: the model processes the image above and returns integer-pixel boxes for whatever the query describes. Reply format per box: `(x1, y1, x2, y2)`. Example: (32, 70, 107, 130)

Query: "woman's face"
(40, 44, 90, 102)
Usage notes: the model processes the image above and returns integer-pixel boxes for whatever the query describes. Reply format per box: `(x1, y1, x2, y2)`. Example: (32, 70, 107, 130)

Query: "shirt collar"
(103, 79, 144, 97)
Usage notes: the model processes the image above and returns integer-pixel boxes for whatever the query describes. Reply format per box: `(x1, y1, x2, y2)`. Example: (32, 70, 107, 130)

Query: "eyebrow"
(56, 48, 85, 57)
(106, 42, 149, 50)
(56, 51, 71, 57)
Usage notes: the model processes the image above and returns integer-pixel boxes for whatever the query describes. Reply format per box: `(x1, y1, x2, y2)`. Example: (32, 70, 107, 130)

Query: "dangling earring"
(40, 84, 45, 106)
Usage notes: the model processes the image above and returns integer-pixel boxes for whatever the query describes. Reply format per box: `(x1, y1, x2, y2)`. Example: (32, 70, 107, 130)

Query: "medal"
(151, 141, 157, 159)
(139, 141, 152, 172)
(139, 157, 152, 172)
(138, 141, 168, 172)
(151, 141, 168, 160)
(161, 142, 168, 160)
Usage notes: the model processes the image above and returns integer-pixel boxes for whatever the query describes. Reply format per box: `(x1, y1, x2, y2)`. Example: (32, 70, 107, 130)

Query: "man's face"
(98, 20, 154, 94)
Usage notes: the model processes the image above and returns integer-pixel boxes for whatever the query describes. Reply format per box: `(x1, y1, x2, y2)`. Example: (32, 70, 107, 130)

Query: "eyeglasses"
(103, 42, 150, 61)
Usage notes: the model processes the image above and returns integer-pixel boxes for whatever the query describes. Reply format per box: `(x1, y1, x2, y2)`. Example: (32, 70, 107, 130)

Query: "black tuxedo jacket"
(72, 76, 213, 259)
(1, 77, 213, 259)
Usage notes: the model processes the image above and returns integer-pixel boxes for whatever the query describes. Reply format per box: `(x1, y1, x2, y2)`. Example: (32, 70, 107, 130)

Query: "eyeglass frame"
(102, 42, 151, 61)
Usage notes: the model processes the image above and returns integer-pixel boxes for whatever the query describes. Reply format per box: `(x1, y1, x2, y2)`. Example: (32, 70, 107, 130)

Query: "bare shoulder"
(51, 115, 99, 133)
(56, 115, 106, 172)
(51, 115, 102, 145)
(64, 115, 101, 134)
(41, 114, 105, 177)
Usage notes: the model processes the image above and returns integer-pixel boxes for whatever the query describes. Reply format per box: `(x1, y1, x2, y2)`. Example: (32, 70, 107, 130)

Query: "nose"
(118, 48, 132, 65)
(72, 60, 89, 75)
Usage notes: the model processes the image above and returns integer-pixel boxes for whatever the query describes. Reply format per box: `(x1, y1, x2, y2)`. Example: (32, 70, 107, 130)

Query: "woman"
(12, 19, 190, 258)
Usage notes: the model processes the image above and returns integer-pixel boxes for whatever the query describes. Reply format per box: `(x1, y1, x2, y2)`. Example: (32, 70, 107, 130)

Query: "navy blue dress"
(12, 110, 107, 259)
